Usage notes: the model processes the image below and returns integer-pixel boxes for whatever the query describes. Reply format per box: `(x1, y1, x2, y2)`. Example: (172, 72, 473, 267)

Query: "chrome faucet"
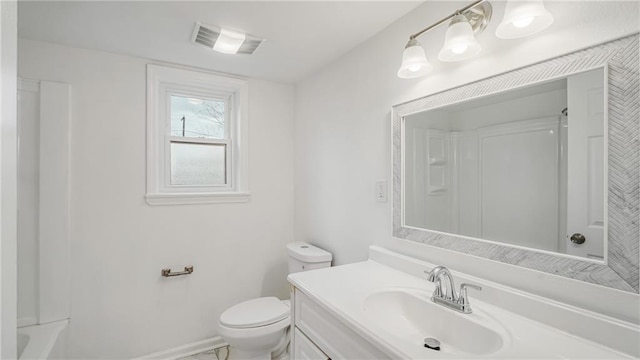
(425, 266, 482, 314)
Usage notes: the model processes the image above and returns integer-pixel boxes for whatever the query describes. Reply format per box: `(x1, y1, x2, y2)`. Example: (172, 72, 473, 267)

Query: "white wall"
(1, 0, 18, 358)
(294, 0, 639, 320)
(18, 39, 295, 359)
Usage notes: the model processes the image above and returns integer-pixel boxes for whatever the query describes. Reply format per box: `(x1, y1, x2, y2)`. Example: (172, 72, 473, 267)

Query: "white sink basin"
(289, 260, 634, 359)
(362, 289, 506, 356)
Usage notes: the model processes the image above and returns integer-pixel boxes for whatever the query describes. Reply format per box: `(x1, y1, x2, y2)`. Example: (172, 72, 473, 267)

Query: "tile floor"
(179, 347, 227, 360)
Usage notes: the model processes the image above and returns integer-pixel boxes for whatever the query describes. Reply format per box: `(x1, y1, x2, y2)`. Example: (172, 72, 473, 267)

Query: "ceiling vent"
(191, 22, 263, 55)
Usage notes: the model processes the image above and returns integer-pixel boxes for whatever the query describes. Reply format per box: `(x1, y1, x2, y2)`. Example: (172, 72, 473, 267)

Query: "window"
(169, 95, 227, 186)
(146, 65, 249, 205)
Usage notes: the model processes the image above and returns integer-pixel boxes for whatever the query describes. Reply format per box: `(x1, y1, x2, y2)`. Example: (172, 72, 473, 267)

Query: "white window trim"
(146, 64, 250, 205)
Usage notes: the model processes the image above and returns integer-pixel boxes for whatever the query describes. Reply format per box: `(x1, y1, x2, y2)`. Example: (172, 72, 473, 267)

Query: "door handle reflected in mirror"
(570, 233, 586, 244)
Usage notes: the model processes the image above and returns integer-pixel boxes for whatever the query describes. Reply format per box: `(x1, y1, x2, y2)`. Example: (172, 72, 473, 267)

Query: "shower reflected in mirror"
(403, 68, 605, 260)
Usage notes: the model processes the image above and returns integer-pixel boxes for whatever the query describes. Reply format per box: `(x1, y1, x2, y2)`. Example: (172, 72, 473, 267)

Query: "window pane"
(170, 96, 225, 139)
(170, 142, 226, 185)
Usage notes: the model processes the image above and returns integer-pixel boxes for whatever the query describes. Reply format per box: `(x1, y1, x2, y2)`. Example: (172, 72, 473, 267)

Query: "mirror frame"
(392, 34, 639, 293)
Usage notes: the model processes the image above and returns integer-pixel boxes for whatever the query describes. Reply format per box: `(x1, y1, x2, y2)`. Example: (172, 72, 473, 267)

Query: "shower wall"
(18, 79, 40, 326)
(475, 117, 561, 251)
(406, 87, 568, 251)
(404, 110, 451, 231)
(17, 78, 71, 327)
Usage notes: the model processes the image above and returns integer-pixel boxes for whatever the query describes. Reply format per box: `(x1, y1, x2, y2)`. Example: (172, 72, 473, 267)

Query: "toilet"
(218, 242, 332, 360)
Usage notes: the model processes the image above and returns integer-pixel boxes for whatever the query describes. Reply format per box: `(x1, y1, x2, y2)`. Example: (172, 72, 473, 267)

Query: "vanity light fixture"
(397, 0, 492, 78)
(397, 0, 553, 79)
(496, 0, 554, 39)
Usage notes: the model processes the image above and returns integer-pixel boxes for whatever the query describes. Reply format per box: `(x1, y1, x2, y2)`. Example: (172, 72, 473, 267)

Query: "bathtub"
(17, 320, 68, 359)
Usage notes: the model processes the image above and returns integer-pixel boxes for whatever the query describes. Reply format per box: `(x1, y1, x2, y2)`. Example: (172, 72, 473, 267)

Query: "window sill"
(145, 192, 251, 206)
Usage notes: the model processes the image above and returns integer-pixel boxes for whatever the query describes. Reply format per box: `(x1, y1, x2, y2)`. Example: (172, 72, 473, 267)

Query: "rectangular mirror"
(404, 68, 605, 261)
(392, 34, 639, 293)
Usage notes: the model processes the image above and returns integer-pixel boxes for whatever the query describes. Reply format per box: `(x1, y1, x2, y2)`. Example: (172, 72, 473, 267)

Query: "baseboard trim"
(133, 336, 228, 360)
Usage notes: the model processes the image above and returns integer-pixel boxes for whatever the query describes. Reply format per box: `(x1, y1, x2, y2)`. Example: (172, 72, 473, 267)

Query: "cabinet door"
(294, 290, 389, 359)
(293, 328, 329, 360)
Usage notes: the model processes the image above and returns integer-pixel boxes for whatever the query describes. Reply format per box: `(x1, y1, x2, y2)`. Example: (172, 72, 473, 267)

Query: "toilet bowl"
(218, 242, 332, 360)
(218, 297, 290, 360)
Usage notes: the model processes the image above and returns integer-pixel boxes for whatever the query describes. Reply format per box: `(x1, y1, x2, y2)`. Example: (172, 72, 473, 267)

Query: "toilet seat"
(220, 297, 289, 329)
(218, 315, 290, 342)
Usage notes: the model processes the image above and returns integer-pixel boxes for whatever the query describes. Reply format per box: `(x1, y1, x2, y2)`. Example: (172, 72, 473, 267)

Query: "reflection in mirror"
(403, 68, 604, 260)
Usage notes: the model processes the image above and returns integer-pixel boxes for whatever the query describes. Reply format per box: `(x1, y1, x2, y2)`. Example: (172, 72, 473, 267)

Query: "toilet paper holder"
(161, 266, 194, 277)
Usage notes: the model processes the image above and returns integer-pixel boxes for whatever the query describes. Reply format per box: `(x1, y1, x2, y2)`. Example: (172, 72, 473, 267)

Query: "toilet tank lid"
(287, 242, 332, 263)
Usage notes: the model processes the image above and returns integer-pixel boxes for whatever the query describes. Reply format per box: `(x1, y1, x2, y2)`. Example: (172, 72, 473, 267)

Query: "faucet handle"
(460, 283, 482, 291)
(457, 283, 482, 308)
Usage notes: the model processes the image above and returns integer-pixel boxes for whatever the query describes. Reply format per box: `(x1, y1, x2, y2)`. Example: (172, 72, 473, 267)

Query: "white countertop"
(288, 260, 635, 359)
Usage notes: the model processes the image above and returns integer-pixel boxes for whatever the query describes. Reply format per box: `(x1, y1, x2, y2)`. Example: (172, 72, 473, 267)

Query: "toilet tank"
(286, 242, 332, 274)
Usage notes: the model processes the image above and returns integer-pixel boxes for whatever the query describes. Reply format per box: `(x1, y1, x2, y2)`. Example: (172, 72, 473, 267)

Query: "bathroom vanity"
(287, 33, 640, 360)
(288, 246, 639, 359)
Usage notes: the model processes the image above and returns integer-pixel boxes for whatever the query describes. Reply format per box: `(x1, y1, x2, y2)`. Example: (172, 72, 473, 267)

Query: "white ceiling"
(18, 1, 423, 83)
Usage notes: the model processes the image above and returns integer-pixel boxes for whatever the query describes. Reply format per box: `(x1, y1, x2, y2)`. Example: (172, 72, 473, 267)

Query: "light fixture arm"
(409, 0, 488, 40)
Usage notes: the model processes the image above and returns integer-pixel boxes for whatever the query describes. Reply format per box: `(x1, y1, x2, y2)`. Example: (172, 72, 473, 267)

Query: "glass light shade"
(213, 29, 246, 54)
(438, 16, 482, 62)
(496, 0, 554, 39)
(397, 40, 433, 79)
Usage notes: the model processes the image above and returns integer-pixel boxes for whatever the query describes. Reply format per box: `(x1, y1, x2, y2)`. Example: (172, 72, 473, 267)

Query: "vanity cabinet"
(291, 288, 390, 360)
(292, 328, 329, 360)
